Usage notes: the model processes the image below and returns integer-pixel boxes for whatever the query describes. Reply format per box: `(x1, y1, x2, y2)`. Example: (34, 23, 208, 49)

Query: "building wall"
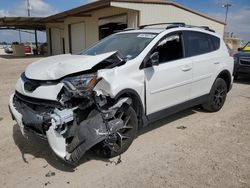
(46, 2, 224, 56)
(47, 7, 138, 54)
(45, 23, 64, 55)
(111, 2, 225, 35)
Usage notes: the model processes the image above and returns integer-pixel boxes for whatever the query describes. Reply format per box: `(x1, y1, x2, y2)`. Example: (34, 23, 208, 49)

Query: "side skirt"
(146, 94, 209, 123)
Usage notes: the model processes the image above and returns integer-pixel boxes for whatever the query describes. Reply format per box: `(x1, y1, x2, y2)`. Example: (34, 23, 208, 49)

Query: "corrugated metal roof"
(0, 0, 225, 30)
(0, 17, 45, 30)
(44, 0, 225, 25)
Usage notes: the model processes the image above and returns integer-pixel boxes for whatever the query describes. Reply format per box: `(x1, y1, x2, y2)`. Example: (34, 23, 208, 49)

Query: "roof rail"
(186, 25, 215, 32)
(139, 22, 186, 29)
(138, 22, 215, 33)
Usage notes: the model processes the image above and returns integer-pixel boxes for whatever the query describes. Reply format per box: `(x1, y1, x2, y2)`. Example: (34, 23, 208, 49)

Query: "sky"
(0, 0, 249, 43)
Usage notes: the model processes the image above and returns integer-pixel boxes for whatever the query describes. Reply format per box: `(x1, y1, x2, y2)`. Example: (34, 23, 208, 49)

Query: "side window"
(185, 31, 214, 57)
(210, 35, 220, 51)
(155, 33, 184, 63)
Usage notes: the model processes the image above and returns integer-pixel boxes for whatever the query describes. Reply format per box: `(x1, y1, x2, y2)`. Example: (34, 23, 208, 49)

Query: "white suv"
(9, 23, 234, 164)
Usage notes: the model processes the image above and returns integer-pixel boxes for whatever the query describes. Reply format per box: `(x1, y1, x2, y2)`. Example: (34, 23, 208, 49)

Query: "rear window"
(184, 31, 218, 57)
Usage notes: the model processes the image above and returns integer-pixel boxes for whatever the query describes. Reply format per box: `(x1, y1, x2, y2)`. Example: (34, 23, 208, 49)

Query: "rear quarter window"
(210, 35, 220, 51)
(184, 31, 218, 57)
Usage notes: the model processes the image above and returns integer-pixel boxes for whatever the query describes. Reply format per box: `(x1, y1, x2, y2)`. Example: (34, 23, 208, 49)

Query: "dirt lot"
(0, 51, 250, 188)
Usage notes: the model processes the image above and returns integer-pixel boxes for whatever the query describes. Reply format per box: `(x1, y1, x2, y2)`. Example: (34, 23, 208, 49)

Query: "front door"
(145, 32, 192, 115)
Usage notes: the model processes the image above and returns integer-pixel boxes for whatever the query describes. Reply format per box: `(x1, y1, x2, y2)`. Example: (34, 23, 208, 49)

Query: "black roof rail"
(138, 22, 215, 33)
(139, 22, 186, 29)
(199, 26, 215, 32)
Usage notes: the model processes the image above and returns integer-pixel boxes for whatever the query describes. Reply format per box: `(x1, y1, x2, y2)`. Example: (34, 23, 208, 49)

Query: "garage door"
(70, 22, 86, 54)
(99, 14, 127, 39)
(51, 28, 64, 55)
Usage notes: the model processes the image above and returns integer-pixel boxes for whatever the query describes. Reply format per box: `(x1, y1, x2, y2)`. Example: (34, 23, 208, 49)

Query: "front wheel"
(202, 78, 227, 112)
(96, 105, 138, 158)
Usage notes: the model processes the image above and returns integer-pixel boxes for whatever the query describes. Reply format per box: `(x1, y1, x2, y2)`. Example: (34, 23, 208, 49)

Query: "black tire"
(202, 78, 227, 112)
(96, 106, 138, 158)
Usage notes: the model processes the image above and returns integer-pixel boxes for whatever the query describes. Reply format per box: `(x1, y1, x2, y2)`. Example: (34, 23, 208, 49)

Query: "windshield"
(81, 33, 156, 60)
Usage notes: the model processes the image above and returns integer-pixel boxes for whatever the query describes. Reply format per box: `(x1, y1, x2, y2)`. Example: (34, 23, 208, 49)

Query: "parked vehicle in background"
(24, 46, 32, 54)
(4, 46, 13, 54)
(233, 42, 250, 79)
(242, 41, 250, 51)
(9, 23, 234, 165)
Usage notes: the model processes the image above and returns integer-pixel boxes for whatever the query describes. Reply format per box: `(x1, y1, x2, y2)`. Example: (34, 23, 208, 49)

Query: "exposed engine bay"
(9, 53, 137, 164)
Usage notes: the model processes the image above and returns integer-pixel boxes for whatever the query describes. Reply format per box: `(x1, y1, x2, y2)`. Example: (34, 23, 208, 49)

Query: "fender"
(216, 70, 232, 91)
(114, 89, 148, 127)
(94, 66, 145, 106)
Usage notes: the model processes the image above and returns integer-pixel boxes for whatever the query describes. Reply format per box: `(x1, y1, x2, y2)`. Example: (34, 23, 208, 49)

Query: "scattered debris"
(44, 181, 51, 186)
(177, 126, 187, 130)
(45, 171, 56, 177)
(25, 177, 31, 181)
(238, 179, 247, 185)
(115, 155, 122, 165)
(106, 155, 122, 166)
(43, 164, 48, 168)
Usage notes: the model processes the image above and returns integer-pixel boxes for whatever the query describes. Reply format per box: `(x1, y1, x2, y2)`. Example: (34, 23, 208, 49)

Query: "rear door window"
(184, 31, 214, 57)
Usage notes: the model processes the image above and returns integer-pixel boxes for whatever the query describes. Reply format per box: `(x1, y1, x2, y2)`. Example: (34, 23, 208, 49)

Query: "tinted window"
(210, 35, 220, 50)
(155, 33, 183, 63)
(185, 31, 214, 57)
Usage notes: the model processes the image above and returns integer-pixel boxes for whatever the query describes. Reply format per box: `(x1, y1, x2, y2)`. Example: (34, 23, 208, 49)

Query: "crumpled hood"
(25, 52, 116, 80)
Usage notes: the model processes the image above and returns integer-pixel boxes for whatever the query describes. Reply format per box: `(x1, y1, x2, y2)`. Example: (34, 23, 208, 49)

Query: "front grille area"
(240, 58, 250, 66)
(21, 72, 58, 92)
(15, 91, 62, 107)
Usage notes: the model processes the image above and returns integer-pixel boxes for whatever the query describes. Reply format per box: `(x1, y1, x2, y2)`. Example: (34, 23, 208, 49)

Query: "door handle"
(214, 61, 220, 64)
(182, 65, 192, 71)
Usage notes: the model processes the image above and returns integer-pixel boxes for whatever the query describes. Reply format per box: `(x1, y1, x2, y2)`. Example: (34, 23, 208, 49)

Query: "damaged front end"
(9, 54, 136, 164)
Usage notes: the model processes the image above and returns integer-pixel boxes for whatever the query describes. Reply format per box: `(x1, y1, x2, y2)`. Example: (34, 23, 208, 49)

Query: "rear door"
(145, 32, 193, 115)
(183, 31, 219, 99)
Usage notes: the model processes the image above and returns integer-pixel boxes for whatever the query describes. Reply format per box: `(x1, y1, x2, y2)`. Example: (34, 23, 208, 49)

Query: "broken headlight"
(62, 74, 98, 93)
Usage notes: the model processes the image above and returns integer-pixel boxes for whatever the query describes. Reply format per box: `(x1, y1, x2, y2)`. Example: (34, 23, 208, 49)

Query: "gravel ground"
(0, 51, 250, 188)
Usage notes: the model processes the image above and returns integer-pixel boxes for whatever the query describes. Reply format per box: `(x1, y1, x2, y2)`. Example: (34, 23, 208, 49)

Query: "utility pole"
(27, 0, 31, 17)
(222, 3, 232, 38)
(26, 0, 34, 53)
(222, 3, 232, 25)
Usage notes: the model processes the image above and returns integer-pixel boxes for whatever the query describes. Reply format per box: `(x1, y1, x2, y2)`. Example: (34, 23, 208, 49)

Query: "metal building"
(1, 0, 225, 55)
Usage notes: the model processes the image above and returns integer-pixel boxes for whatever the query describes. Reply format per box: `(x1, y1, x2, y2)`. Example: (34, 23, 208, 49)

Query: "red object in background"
(24, 46, 31, 53)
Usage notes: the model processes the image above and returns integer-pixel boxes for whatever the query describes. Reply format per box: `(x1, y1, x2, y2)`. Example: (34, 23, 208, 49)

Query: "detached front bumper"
(9, 93, 70, 160)
(9, 93, 128, 164)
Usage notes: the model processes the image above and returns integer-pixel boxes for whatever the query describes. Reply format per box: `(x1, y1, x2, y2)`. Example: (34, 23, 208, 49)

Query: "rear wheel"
(202, 78, 227, 112)
(97, 105, 138, 158)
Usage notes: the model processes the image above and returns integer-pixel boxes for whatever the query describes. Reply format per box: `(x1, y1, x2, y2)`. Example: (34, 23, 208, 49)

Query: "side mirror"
(238, 47, 242, 51)
(148, 52, 159, 66)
